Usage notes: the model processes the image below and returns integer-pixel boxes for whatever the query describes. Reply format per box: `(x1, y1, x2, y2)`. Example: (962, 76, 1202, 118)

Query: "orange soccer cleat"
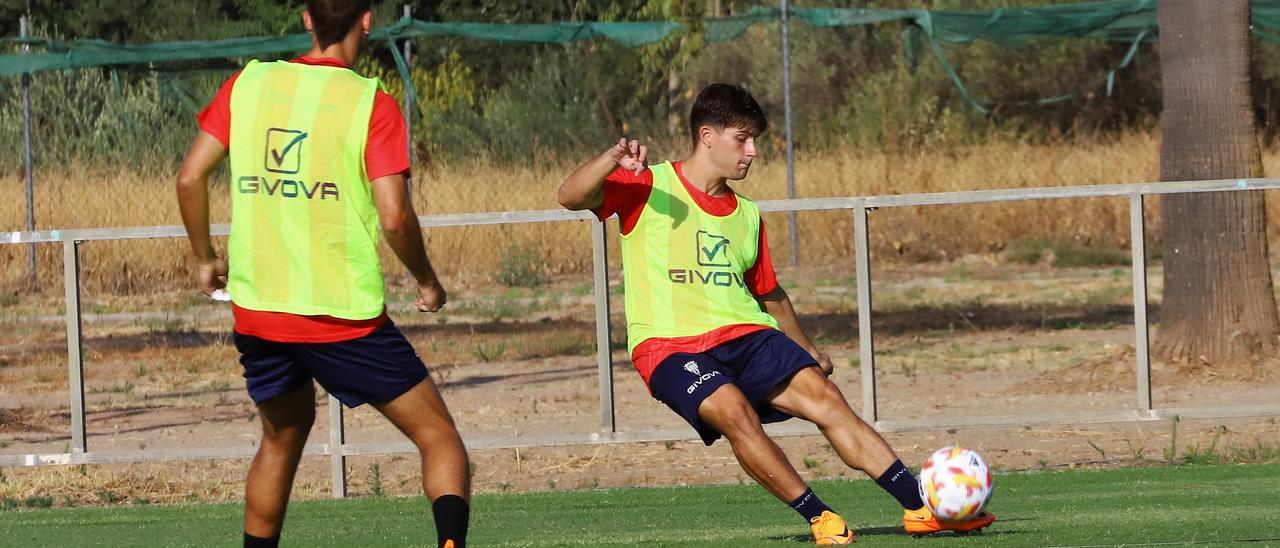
(902, 505, 996, 536)
(810, 510, 856, 545)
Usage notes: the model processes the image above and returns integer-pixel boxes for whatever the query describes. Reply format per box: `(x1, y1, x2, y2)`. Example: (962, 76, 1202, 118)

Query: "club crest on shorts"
(683, 361, 701, 376)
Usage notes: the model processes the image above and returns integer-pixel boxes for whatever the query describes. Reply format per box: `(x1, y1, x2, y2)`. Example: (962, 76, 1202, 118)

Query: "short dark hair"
(306, 0, 373, 49)
(688, 83, 768, 146)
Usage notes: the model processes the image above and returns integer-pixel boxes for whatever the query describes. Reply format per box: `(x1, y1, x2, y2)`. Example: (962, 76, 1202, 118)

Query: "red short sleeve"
(196, 72, 239, 148)
(365, 90, 410, 180)
(591, 167, 653, 234)
(744, 219, 779, 296)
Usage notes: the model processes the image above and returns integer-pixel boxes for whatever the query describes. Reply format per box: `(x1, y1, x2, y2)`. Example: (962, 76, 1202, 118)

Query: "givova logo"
(265, 128, 307, 174)
(696, 230, 731, 267)
(238, 127, 340, 202)
(668, 230, 745, 288)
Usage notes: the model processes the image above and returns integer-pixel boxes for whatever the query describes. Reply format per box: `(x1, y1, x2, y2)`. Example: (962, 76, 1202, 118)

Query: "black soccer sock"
(789, 487, 834, 522)
(876, 459, 925, 510)
(432, 494, 470, 548)
(243, 532, 279, 548)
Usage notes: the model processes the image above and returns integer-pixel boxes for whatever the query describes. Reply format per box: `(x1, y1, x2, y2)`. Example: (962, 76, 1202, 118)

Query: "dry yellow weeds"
(6, 132, 1280, 293)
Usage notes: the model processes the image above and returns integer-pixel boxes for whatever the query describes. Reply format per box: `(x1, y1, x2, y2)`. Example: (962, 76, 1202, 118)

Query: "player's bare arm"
(558, 138, 647, 210)
(758, 286, 834, 374)
(176, 129, 230, 296)
(371, 174, 446, 312)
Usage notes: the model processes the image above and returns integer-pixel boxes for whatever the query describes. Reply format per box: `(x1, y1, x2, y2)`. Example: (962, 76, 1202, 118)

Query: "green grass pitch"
(4, 463, 1278, 546)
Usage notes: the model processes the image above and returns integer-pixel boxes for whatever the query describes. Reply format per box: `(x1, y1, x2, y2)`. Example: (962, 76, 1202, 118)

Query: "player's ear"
(361, 11, 372, 35)
(698, 125, 714, 149)
(302, 11, 314, 33)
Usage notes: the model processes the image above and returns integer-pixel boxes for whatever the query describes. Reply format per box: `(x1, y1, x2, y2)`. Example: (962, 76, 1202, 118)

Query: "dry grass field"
(13, 131, 1280, 294)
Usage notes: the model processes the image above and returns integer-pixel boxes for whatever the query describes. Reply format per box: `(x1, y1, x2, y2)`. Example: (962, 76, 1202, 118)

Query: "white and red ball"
(918, 446, 993, 522)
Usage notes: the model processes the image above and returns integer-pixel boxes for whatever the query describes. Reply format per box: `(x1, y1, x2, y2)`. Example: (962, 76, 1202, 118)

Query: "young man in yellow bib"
(176, 2, 468, 547)
(558, 84, 994, 544)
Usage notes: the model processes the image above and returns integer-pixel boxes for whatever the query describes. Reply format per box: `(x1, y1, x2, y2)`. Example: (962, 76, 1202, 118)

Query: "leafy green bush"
(23, 495, 53, 509)
(457, 49, 609, 163)
(1007, 238, 1132, 268)
(0, 67, 218, 170)
(495, 245, 549, 288)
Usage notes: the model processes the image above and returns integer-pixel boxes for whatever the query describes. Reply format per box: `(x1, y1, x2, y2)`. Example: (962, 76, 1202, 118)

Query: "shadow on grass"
(436, 362, 597, 390)
(10, 302, 1149, 363)
(766, 517, 1029, 543)
(800, 303, 1148, 343)
(762, 525, 910, 544)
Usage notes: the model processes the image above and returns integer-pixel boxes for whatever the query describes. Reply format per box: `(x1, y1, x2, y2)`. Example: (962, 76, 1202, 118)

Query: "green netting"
(3, 0, 1280, 112)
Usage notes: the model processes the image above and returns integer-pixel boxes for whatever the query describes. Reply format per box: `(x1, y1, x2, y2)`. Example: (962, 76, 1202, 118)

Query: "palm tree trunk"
(1155, 0, 1279, 363)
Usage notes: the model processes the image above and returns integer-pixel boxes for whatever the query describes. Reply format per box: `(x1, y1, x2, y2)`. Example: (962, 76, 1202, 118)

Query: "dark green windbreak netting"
(4, 0, 1280, 112)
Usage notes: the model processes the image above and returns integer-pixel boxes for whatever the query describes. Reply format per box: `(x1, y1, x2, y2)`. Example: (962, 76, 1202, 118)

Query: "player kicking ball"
(557, 83, 994, 544)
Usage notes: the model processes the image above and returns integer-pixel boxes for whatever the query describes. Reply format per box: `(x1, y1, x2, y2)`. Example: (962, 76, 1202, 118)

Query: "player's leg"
(648, 351, 806, 501)
(375, 379, 470, 548)
(374, 379, 470, 500)
(243, 381, 316, 541)
(234, 333, 316, 545)
(700, 384, 854, 545)
(767, 365, 926, 512)
(297, 320, 469, 547)
(650, 351, 853, 544)
(766, 367, 898, 476)
(700, 386, 856, 545)
(698, 383, 807, 501)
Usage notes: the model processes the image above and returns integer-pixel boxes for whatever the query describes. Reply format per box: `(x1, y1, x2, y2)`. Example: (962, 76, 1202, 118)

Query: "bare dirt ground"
(1, 261, 1278, 506)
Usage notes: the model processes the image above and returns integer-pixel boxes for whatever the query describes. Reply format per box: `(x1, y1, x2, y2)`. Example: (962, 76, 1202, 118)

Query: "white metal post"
(328, 396, 347, 498)
(853, 203, 877, 422)
(63, 240, 87, 453)
(1130, 194, 1153, 412)
(592, 220, 616, 433)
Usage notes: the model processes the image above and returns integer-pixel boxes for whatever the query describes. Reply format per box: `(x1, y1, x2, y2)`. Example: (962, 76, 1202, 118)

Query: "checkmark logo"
(702, 240, 729, 260)
(264, 128, 308, 174)
(696, 230, 732, 267)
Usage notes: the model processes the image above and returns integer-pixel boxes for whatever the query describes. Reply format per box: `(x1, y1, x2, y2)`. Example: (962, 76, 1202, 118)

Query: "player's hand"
(608, 138, 647, 176)
(816, 352, 834, 376)
(417, 281, 447, 313)
(196, 256, 228, 297)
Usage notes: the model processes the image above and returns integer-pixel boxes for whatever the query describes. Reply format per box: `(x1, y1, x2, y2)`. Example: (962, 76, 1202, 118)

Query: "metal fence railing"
(3, 176, 1280, 497)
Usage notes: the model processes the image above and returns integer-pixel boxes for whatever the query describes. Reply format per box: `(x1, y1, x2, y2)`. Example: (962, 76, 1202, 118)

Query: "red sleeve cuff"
(752, 277, 779, 296)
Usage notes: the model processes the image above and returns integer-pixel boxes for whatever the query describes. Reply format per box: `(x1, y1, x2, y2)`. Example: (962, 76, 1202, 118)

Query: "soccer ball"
(918, 446, 993, 522)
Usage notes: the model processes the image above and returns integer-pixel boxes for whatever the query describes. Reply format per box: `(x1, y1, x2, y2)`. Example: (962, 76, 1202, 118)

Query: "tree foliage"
(3, 0, 1279, 165)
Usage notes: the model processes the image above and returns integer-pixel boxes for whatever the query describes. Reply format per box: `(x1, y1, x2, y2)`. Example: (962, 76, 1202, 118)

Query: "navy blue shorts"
(233, 319, 429, 408)
(648, 329, 818, 445)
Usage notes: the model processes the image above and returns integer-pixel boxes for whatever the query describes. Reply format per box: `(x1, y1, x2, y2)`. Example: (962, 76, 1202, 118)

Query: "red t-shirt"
(198, 56, 409, 342)
(593, 162, 780, 385)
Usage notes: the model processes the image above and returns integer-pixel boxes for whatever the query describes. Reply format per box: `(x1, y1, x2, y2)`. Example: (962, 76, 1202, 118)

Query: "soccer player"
(557, 84, 995, 544)
(176, 2, 469, 547)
